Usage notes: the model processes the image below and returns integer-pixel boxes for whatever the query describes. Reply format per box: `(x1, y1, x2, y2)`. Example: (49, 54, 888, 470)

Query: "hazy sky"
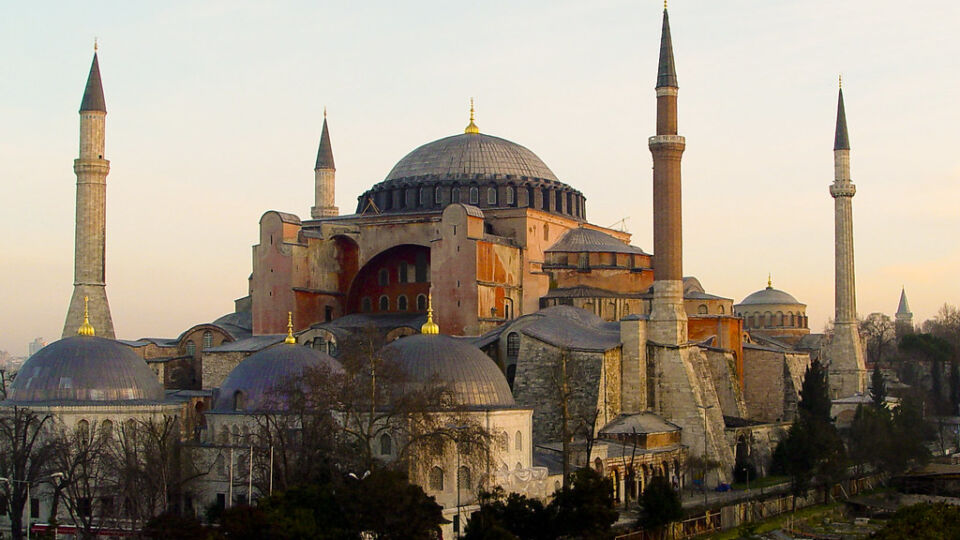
(2, 1, 958, 355)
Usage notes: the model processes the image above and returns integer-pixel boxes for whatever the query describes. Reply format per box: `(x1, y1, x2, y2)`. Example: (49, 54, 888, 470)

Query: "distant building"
(27, 337, 46, 357)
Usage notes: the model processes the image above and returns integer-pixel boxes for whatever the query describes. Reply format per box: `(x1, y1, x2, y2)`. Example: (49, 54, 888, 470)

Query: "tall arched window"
(429, 467, 444, 491)
(233, 391, 245, 411)
(417, 294, 427, 311)
(202, 331, 213, 350)
(380, 434, 392, 456)
(697, 305, 708, 315)
(435, 185, 442, 204)
(101, 419, 114, 440)
(379, 296, 389, 311)
(543, 224, 549, 241)
(719, 305, 725, 314)
(452, 186, 461, 203)
(515, 430, 522, 451)
(399, 262, 409, 283)
(77, 419, 90, 444)
(397, 295, 408, 311)
(506, 186, 515, 206)
(186, 340, 196, 356)
(469, 186, 479, 205)
(507, 333, 520, 360)
(378, 268, 389, 286)
(458, 466, 471, 490)
(419, 187, 427, 206)
(487, 187, 497, 205)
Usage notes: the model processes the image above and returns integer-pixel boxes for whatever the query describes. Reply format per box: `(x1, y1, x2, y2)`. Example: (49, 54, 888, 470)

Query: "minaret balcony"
(648, 135, 686, 150)
(829, 183, 856, 198)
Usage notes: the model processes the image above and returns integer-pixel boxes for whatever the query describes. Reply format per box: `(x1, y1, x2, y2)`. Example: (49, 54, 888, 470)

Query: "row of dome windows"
(185, 330, 218, 356)
(369, 183, 585, 218)
(377, 259, 428, 286)
(361, 294, 428, 313)
(737, 311, 809, 329)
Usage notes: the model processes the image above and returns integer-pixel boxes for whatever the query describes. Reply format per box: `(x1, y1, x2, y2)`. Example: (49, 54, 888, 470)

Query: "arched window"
(507, 332, 520, 360)
(380, 434, 392, 456)
(233, 391, 245, 411)
(419, 187, 427, 206)
(543, 224, 549, 241)
(697, 304, 708, 315)
(429, 467, 444, 491)
(397, 295, 408, 311)
(516, 462, 523, 471)
(399, 262, 409, 283)
(777, 312, 784, 326)
(435, 185, 442, 204)
(101, 419, 114, 440)
(555, 190, 562, 211)
(515, 430, 522, 451)
(452, 186, 461, 203)
(378, 268, 389, 286)
(77, 419, 90, 444)
(379, 296, 389, 311)
(202, 331, 213, 350)
(719, 305, 725, 315)
(362, 297, 372, 313)
(790, 313, 795, 326)
(417, 294, 427, 311)
(458, 466, 472, 490)
(506, 186, 515, 206)
(594, 457, 603, 473)
(186, 340, 196, 356)
(487, 187, 497, 205)
(469, 186, 479, 205)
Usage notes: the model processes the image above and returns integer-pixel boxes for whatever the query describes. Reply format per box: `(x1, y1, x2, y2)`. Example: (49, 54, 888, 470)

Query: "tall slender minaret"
(310, 109, 338, 219)
(648, 5, 687, 345)
(63, 49, 115, 339)
(827, 80, 866, 396)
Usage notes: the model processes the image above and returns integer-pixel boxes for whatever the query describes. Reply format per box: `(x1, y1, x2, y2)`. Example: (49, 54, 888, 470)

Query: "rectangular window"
(30, 498, 39, 519)
(415, 252, 428, 282)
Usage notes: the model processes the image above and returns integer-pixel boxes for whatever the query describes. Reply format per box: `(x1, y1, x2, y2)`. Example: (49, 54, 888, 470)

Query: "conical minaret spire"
(311, 109, 339, 219)
(648, 4, 687, 345)
(63, 50, 115, 339)
(827, 82, 866, 397)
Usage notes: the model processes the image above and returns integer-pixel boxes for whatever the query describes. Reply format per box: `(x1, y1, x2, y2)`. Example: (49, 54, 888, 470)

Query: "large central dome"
(354, 129, 585, 220)
(385, 133, 558, 181)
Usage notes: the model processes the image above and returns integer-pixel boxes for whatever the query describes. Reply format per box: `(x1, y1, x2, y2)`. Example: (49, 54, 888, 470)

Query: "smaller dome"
(381, 334, 514, 408)
(7, 336, 165, 403)
(739, 286, 801, 306)
(545, 227, 647, 255)
(214, 343, 342, 412)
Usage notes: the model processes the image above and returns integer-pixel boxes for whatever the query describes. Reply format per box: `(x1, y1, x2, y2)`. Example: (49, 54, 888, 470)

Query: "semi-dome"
(380, 334, 515, 408)
(355, 130, 586, 220)
(214, 343, 342, 412)
(739, 286, 801, 306)
(6, 336, 165, 403)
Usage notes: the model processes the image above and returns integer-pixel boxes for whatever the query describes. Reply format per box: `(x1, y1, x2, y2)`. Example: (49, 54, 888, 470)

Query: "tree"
(637, 476, 683, 540)
(464, 488, 549, 540)
(860, 313, 897, 366)
(50, 420, 119, 538)
(922, 304, 960, 355)
(900, 333, 955, 414)
(772, 359, 846, 506)
(870, 363, 887, 411)
(0, 406, 56, 540)
(142, 511, 207, 540)
(872, 502, 960, 540)
(548, 467, 619, 539)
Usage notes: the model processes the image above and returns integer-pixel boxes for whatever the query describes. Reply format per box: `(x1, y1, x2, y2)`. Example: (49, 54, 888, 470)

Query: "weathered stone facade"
(741, 344, 809, 423)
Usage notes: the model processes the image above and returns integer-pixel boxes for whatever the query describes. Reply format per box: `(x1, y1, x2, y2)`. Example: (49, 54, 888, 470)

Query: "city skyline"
(2, 1, 958, 353)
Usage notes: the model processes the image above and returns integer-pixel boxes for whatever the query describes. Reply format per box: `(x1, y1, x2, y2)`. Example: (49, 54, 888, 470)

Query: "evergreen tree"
(637, 476, 683, 540)
(870, 363, 888, 411)
(798, 359, 832, 422)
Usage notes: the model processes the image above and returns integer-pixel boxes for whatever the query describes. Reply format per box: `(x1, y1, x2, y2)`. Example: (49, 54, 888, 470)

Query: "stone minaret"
(648, 6, 687, 345)
(63, 51, 115, 339)
(827, 83, 866, 396)
(310, 110, 338, 219)
(895, 287, 914, 339)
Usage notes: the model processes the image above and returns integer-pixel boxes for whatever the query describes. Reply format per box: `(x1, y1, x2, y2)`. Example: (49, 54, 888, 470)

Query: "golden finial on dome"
(839, 73, 842, 89)
(767, 273, 772, 289)
(464, 98, 479, 135)
(664, 0, 667, 10)
(284, 312, 296, 344)
(323, 106, 327, 119)
(94, 38, 98, 52)
(78, 295, 95, 336)
(421, 294, 440, 334)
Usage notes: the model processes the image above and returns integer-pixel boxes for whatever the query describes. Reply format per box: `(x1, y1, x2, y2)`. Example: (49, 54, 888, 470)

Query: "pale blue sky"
(2, 1, 958, 354)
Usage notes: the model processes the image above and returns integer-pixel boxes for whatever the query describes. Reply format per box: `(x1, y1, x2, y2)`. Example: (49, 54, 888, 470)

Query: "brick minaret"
(648, 6, 687, 345)
(827, 83, 866, 396)
(310, 110, 338, 218)
(63, 51, 115, 338)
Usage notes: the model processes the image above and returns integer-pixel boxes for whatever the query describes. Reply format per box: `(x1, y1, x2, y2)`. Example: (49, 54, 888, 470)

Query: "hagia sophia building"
(4, 6, 874, 534)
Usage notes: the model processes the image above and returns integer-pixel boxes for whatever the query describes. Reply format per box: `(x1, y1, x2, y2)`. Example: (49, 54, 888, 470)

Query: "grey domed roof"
(6, 336, 164, 403)
(386, 133, 557, 182)
(214, 343, 342, 412)
(546, 227, 647, 255)
(738, 286, 802, 306)
(381, 334, 515, 408)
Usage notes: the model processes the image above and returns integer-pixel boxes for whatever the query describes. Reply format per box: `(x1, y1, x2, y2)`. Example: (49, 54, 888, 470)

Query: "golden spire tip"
(767, 273, 772, 289)
(421, 293, 440, 334)
(284, 312, 296, 344)
(664, 0, 667, 10)
(78, 295, 96, 336)
(94, 38, 98, 52)
(839, 73, 842, 89)
(464, 97, 479, 134)
(323, 106, 327, 119)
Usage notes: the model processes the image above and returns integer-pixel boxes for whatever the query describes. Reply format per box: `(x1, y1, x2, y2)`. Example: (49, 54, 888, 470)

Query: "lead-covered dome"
(214, 343, 342, 412)
(355, 131, 586, 220)
(739, 286, 801, 306)
(381, 334, 515, 408)
(6, 336, 165, 403)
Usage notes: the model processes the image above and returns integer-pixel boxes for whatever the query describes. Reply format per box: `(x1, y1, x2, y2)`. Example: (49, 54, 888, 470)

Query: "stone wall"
(704, 349, 747, 418)
(742, 347, 810, 423)
(202, 351, 248, 390)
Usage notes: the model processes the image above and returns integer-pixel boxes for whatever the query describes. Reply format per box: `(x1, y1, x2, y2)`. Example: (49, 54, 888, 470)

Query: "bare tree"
(49, 420, 119, 538)
(860, 313, 898, 366)
(0, 406, 56, 540)
(549, 346, 601, 489)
